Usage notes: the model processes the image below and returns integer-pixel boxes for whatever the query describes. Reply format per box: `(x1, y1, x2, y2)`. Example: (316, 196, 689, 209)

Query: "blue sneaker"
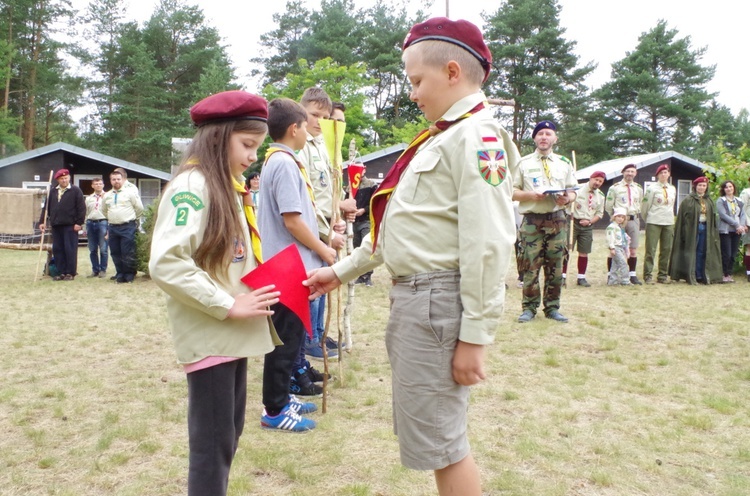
(261, 403, 316, 432)
(288, 394, 317, 415)
(305, 342, 338, 361)
(324, 336, 339, 350)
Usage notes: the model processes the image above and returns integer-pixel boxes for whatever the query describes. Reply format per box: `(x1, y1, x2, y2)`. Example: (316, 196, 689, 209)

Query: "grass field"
(1, 234, 749, 496)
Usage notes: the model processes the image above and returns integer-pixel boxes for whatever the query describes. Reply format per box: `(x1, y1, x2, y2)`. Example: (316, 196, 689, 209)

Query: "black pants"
(109, 221, 137, 281)
(186, 359, 247, 496)
(263, 303, 305, 412)
(51, 224, 79, 276)
(720, 232, 741, 276)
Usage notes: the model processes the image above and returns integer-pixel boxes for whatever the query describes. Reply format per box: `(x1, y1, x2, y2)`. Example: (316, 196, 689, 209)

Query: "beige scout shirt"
(298, 135, 338, 239)
(642, 181, 676, 225)
(513, 152, 577, 214)
(740, 188, 750, 226)
(572, 182, 605, 222)
(332, 92, 519, 345)
(149, 170, 277, 364)
(102, 186, 144, 224)
(605, 180, 643, 217)
(85, 192, 107, 221)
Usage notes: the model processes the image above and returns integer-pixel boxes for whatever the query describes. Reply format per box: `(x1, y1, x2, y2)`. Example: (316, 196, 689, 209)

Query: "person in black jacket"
(40, 169, 86, 280)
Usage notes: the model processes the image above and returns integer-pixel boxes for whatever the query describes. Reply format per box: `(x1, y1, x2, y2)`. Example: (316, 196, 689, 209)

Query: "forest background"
(2, 0, 750, 182)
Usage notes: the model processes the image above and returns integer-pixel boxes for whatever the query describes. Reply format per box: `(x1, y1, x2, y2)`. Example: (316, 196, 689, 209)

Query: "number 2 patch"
(175, 207, 189, 226)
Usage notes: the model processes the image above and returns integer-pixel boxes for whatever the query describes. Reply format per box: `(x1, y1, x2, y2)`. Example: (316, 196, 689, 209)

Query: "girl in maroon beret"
(150, 91, 286, 495)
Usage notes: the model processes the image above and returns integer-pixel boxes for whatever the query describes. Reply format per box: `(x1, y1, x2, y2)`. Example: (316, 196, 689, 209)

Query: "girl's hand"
(226, 285, 280, 319)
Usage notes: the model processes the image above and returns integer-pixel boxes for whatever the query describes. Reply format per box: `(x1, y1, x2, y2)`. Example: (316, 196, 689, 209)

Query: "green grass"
(1, 236, 750, 495)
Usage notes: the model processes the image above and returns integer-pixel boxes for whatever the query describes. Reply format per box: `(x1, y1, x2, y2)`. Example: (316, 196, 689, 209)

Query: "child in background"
(257, 97, 337, 431)
(607, 207, 632, 285)
(149, 91, 282, 495)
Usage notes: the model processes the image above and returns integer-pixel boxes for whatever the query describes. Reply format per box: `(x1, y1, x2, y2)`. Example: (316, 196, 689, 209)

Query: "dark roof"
(358, 143, 407, 163)
(0, 142, 171, 180)
(575, 151, 715, 182)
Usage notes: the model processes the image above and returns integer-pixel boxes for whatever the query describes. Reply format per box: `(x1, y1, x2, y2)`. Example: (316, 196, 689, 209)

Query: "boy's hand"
(227, 285, 279, 319)
(330, 232, 346, 250)
(303, 267, 342, 299)
(452, 341, 486, 386)
(320, 245, 337, 265)
(332, 220, 347, 234)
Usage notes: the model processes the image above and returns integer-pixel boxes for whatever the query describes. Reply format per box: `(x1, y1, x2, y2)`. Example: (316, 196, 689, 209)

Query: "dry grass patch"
(1, 233, 749, 495)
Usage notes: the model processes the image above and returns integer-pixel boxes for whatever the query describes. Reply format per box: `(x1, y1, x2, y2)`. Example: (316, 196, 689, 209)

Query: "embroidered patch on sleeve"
(477, 149, 507, 186)
(171, 192, 205, 210)
(175, 207, 189, 226)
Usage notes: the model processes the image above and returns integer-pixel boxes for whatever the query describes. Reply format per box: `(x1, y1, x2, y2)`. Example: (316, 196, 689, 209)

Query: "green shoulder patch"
(171, 191, 205, 210)
(559, 155, 572, 164)
(477, 149, 508, 186)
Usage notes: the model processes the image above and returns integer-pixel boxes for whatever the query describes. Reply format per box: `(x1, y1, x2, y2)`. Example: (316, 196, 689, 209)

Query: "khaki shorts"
(386, 270, 470, 471)
(573, 222, 594, 254)
(626, 218, 640, 249)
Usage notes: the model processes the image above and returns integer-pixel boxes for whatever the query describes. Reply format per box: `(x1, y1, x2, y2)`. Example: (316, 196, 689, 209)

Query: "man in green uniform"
(514, 121, 577, 323)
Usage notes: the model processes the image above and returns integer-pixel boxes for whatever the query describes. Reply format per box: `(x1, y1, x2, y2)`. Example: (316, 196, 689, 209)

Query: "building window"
(138, 178, 161, 207)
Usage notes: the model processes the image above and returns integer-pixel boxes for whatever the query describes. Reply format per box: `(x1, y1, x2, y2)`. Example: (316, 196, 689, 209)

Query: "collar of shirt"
(57, 185, 70, 192)
(437, 91, 487, 122)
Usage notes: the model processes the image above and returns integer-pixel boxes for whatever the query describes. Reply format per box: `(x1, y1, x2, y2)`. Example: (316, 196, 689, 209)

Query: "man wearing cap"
(514, 120, 577, 323)
(642, 164, 676, 284)
(605, 163, 644, 285)
(568, 171, 605, 287)
(103, 169, 143, 283)
(39, 169, 86, 280)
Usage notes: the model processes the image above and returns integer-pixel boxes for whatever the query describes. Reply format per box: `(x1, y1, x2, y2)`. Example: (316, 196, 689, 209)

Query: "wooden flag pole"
(34, 170, 54, 282)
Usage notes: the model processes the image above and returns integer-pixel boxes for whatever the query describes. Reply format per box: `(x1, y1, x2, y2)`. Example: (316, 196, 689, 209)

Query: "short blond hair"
(406, 40, 485, 86)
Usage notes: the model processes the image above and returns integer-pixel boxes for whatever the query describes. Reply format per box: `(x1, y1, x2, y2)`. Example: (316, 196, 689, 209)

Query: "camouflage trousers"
(518, 214, 568, 314)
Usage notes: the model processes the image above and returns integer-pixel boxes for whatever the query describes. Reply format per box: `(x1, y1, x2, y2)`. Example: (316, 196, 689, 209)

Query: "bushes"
(135, 200, 158, 275)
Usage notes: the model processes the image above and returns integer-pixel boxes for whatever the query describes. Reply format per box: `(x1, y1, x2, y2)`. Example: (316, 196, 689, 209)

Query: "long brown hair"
(174, 119, 267, 281)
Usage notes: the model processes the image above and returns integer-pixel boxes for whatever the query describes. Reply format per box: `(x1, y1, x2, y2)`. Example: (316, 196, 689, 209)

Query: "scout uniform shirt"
(642, 181, 676, 225)
(102, 185, 144, 224)
(332, 92, 519, 345)
(572, 182, 605, 222)
(149, 170, 277, 364)
(298, 134, 337, 240)
(605, 180, 643, 218)
(85, 191, 107, 221)
(514, 152, 577, 214)
(606, 221, 630, 250)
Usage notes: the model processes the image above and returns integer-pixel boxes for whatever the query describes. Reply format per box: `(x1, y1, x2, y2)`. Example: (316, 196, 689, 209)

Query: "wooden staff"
(487, 98, 516, 107)
(34, 170, 54, 282)
(567, 151, 577, 255)
(342, 139, 356, 352)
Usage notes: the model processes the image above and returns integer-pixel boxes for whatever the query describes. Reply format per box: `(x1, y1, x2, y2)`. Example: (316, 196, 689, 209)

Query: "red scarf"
(369, 102, 485, 252)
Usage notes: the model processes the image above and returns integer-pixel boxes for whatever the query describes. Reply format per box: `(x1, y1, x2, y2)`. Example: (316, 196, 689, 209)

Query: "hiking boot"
(87, 272, 99, 278)
(644, 276, 654, 285)
(577, 278, 591, 287)
(261, 404, 316, 432)
(517, 310, 535, 323)
(630, 276, 643, 285)
(657, 278, 670, 284)
(545, 310, 569, 323)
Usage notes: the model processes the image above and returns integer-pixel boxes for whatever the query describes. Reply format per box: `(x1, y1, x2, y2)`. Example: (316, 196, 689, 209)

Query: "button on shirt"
(332, 92, 519, 345)
(642, 182, 676, 225)
(102, 187, 143, 224)
(514, 152, 577, 214)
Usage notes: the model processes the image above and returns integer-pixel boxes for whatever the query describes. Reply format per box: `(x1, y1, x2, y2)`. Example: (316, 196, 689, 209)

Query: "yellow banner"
(319, 119, 346, 171)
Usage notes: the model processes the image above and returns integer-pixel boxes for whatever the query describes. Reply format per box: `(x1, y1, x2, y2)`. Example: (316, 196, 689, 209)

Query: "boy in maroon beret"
(305, 17, 519, 496)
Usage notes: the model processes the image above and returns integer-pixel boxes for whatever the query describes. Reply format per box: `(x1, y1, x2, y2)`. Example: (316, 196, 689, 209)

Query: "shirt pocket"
(398, 150, 440, 205)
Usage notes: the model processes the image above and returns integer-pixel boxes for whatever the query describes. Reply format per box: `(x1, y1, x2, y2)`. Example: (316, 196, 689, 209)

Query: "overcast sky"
(72, 0, 748, 115)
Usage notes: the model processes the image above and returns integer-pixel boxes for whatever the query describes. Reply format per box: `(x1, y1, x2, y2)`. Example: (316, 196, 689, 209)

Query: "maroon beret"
(621, 163, 637, 173)
(403, 17, 492, 82)
(190, 90, 268, 127)
(54, 169, 70, 180)
(692, 176, 708, 186)
(590, 171, 606, 180)
(656, 164, 669, 175)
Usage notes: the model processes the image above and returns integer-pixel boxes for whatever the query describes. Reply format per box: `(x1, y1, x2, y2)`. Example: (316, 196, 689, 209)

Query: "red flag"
(347, 162, 365, 198)
(240, 244, 312, 337)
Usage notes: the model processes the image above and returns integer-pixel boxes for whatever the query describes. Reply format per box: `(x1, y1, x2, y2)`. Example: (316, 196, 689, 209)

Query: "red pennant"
(240, 244, 312, 337)
(347, 162, 365, 198)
